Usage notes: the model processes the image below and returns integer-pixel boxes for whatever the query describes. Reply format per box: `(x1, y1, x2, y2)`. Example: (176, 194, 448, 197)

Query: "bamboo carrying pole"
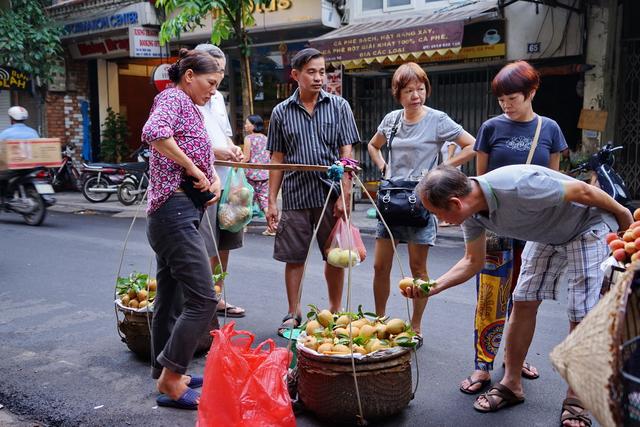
(214, 160, 360, 173)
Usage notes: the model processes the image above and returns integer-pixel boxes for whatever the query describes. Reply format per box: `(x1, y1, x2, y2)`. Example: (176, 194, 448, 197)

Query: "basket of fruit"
(115, 272, 157, 359)
(294, 306, 417, 423)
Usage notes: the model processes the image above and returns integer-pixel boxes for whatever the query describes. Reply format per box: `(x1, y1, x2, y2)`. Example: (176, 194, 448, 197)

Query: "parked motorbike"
(116, 149, 149, 206)
(570, 143, 635, 213)
(0, 167, 55, 226)
(48, 145, 82, 191)
(81, 163, 127, 203)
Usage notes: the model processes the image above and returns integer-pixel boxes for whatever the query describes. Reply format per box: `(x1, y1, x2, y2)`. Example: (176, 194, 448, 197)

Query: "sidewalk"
(50, 191, 464, 241)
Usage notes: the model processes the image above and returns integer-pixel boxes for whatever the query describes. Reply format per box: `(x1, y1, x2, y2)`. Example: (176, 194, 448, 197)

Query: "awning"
(310, 1, 500, 67)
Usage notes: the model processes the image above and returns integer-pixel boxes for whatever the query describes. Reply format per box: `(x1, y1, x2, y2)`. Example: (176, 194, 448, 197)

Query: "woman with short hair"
(367, 62, 476, 343)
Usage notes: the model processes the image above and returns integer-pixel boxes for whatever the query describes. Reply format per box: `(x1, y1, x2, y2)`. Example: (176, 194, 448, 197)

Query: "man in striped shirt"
(267, 48, 360, 335)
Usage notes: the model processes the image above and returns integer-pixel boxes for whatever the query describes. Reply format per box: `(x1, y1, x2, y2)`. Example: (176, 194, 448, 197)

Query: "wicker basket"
(296, 347, 413, 423)
(550, 262, 640, 426)
(116, 303, 219, 360)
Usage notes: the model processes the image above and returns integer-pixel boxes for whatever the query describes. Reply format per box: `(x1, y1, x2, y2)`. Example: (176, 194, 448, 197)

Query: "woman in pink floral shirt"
(141, 48, 222, 410)
(242, 114, 272, 234)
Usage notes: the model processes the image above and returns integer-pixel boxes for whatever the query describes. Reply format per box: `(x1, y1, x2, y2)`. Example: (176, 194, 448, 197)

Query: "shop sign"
(129, 27, 167, 58)
(68, 37, 130, 59)
(61, 2, 160, 39)
(0, 67, 30, 91)
(312, 21, 464, 63)
(152, 64, 172, 93)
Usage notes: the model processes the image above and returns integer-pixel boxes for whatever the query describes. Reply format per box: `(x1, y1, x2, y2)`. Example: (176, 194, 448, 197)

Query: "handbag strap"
(525, 115, 543, 165)
(385, 112, 403, 178)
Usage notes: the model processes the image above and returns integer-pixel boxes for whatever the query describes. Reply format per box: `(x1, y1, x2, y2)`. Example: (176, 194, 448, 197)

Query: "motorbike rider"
(0, 106, 39, 139)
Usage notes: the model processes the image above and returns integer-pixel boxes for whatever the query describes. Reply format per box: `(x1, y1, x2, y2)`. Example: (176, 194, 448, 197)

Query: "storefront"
(0, 66, 38, 132)
(49, 1, 164, 159)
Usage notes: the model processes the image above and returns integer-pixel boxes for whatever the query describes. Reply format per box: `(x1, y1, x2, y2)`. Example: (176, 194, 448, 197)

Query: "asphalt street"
(0, 208, 596, 426)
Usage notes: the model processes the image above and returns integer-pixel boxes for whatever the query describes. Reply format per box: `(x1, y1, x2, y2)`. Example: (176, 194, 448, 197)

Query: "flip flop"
(187, 375, 203, 389)
(502, 361, 540, 380)
(216, 304, 246, 318)
(156, 387, 200, 410)
(460, 376, 492, 395)
(414, 334, 424, 350)
(560, 397, 592, 427)
(278, 313, 302, 337)
(473, 383, 525, 413)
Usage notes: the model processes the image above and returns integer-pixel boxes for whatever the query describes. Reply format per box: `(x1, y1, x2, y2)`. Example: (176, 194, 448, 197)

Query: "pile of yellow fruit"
(299, 305, 417, 356)
(116, 272, 156, 310)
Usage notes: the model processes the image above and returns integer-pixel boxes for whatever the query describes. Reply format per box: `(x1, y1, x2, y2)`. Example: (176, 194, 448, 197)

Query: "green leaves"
(116, 272, 150, 295)
(100, 108, 130, 163)
(0, 0, 63, 85)
(212, 263, 228, 284)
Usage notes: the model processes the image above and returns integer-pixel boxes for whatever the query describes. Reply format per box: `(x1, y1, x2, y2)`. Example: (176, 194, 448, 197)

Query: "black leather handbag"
(376, 113, 430, 228)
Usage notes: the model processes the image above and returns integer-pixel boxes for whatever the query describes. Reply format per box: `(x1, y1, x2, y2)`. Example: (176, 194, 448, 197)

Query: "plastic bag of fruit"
(197, 322, 295, 427)
(324, 218, 366, 268)
(217, 168, 254, 233)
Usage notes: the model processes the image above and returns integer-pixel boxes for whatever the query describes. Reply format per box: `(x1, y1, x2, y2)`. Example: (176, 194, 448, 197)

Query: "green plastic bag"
(218, 168, 254, 233)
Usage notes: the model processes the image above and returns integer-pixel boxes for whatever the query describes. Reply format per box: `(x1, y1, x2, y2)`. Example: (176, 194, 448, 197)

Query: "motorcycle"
(49, 145, 82, 191)
(80, 163, 127, 203)
(116, 149, 149, 206)
(0, 167, 55, 226)
(569, 143, 635, 213)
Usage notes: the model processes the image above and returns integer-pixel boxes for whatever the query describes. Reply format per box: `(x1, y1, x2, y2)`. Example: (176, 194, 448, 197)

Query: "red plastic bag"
(324, 218, 367, 268)
(197, 322, 295, 427)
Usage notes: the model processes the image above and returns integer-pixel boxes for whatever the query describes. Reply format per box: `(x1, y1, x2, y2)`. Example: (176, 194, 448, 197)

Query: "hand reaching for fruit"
(398, 277, 436, 299)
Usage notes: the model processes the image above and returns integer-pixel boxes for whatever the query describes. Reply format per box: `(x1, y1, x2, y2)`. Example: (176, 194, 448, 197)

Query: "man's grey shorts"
(512, 222, 610, 322)
(273, 201, 337, 264)
(198, 202, 244, 256)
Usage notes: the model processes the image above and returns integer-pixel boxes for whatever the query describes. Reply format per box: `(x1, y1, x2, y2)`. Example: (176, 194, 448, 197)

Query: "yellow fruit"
(305, 320, 322, 336)
(127, 289, 137, 300)
(359, 324, 376, 339)
(317, 309, 333, 327)
(365, 338, 380, 353)
(137, 289, 148, 302)
(332, 344, 351, 354)
(334, 327, 349, 337)
(353, 345, 368, 355)
(386, 318, 406, 335)
(120, 295, 130, 306)
(303, 336, 318, 350)
(321, 337, 333, 344)
(370, 340, 390, 352)
(375, 323, 388, 339)
(317, 343, 333, 354)
(336, 315, 351, 326)
(398, 277, 414, 291)
(147, 279, 157, 292)
(346, 326, 360, 337)
(128, 299, 139, 309)
(351, 318, 369, 328)
(214, 285, 221, 294)
(139, 300, 149, 309)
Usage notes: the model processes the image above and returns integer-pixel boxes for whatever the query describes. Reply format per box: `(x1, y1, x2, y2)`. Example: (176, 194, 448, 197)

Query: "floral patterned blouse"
(141, 88, 214, 214)
(245, 133, 269, 181)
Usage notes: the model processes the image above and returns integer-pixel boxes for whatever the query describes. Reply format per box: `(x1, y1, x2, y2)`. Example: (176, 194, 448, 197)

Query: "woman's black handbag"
(376, 113, 430, 228)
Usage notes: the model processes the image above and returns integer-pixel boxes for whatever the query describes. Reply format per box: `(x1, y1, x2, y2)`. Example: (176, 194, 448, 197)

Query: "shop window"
(361, 0, 413, 13)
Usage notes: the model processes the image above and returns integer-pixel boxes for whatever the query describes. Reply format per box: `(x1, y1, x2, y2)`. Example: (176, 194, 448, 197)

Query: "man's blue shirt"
(0, 123, 39, 140)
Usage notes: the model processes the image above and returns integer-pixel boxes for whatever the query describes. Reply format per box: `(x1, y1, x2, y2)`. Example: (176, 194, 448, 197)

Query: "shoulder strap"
(386, 111, 402, 166)
(525, 115, 543, 165)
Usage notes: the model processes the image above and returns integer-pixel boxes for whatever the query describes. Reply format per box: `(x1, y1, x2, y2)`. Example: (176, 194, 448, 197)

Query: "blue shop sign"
(64, 12, 139, 36)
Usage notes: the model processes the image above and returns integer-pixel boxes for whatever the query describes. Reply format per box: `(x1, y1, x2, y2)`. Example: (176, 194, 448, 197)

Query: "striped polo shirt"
(267, 89, 360, 210)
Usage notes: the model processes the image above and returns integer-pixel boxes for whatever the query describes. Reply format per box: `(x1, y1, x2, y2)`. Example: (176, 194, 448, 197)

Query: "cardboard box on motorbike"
(0, 138, 62, 171)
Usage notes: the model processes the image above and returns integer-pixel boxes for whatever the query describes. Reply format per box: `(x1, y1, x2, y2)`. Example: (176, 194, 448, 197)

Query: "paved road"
(0, 209, 592, 426)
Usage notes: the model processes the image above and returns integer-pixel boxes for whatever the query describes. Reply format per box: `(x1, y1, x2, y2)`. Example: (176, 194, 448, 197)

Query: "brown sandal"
(560, 398, 592, 427)
(459, 376, 491, 395)
(473, 383, 525, 413)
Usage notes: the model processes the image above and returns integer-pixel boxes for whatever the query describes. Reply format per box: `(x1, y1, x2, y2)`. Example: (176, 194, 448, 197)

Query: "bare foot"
(460, 370, 491, 393)
(475, 380, 523, 411)
(157, 369, 195, 402)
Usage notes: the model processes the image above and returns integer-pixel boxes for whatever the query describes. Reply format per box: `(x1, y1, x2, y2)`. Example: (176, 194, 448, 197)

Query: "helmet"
(8, 106, 28, 121)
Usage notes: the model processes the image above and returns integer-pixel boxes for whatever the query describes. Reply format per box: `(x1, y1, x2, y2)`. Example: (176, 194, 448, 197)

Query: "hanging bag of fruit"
(197, 322, 295, 427)
(324, 218, 367, 268)
(217, 168, 255, 233)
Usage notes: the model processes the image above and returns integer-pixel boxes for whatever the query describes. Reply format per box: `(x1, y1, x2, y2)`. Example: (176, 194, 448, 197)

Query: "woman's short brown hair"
(491, 60, 540, 98)
(391, 62, 431, 102)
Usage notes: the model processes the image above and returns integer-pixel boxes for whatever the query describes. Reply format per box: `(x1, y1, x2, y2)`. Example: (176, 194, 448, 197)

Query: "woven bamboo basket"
(296, 347, 413, 423)
(116, 303, 219, 360)
(550, 262, 640, 426)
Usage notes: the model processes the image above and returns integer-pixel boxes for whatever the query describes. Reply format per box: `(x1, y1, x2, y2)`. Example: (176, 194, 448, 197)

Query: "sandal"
(414, 334, 424, 350)
(216, 303, 246, 318)
(460, 376, 491, 395)
(560, 397, 592, 427)
(473, 383, 525, 413)
(277, 313, 302, 337)
(502, 361, 540, 380)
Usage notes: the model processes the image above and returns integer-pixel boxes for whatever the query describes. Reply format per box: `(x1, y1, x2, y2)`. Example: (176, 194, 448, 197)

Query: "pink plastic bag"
(324, 218, 367, 268)
(197, 322, 295, 427)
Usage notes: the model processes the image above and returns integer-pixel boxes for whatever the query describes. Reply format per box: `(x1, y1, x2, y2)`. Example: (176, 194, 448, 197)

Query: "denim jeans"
(146, 193, 218, 378)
